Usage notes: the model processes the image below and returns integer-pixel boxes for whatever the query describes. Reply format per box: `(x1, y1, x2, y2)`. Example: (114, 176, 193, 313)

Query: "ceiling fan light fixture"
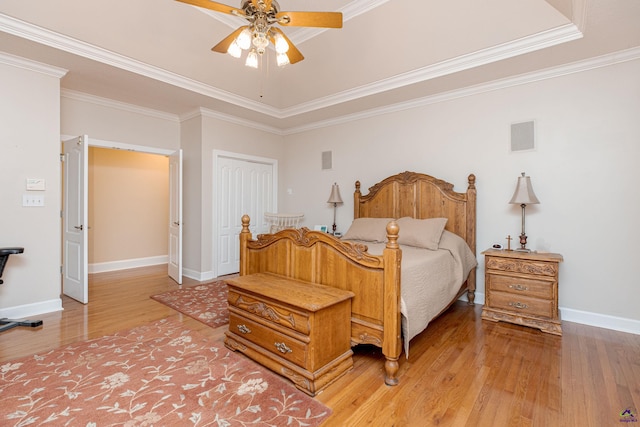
(246, 49, 259, 68)
(175, 0, 342, 68)
(237, 28, 252, 50)
(227, 41, 242, 58)
(274, 33, 289, 54)
(252, 33, 269, 54)
(276, 52, 290, 67)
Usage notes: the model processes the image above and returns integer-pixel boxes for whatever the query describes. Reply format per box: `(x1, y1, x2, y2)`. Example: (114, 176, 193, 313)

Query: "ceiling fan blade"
(212, 26, 248, 53)
(276, 11, 342, 28)
(270, 28, 304, 64)
(175, 0, 245, 16)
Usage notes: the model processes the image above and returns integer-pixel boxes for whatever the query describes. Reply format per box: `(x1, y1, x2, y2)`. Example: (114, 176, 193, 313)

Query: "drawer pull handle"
(509, 284, 528, 291)
(509, 302, 528, 309)
(275, 342, 292, 354)
(237, 324, 252, 334)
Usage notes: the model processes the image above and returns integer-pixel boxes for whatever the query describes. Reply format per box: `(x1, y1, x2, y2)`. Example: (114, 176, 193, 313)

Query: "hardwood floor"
(1, 264, 639, 426)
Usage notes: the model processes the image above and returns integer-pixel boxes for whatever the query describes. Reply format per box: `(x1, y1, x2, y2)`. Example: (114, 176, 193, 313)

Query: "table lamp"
(509, 172, 540, 252)
(327, 183, 343, 235)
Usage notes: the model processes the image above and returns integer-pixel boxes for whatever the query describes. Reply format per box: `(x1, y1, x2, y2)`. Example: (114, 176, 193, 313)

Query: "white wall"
(280, 58, 640, 330)
(0, 57, 64, 317)
(61, 92, 180, 151)
(181, 111, 284, 280)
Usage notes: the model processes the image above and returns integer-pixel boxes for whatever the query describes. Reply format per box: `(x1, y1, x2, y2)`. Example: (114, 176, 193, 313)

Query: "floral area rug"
(0, 318, 332, 426)
(151, 281, 229, 328)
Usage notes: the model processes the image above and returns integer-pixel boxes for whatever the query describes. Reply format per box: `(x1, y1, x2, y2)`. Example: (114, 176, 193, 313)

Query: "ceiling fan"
(176, 0, 343, 67)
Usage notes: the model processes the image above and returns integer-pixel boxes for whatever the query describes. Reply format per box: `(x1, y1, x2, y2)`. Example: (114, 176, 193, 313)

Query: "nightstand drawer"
(487, 274, 553, 299)
(229, 313, 307, 368)
(489, 291, 555, 319)
(486, 256, 559, 277)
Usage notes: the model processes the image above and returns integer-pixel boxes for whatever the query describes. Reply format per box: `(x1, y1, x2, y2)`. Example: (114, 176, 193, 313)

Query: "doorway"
(62, 135, 181, 303)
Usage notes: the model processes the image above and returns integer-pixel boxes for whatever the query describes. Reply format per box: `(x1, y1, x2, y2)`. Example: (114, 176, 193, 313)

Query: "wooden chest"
(224, 272, 355, 396)
(481, 249, 563, 335)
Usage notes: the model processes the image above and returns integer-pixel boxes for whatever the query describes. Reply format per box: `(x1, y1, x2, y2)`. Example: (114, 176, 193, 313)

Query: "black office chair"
(0, 247, 43, 332)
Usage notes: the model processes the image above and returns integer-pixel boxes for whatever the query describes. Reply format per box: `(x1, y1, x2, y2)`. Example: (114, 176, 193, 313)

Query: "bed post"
(239, 215, 252, 276)
(354, 180, 362, 219)
(382, 220, 402, 386)
(466, 174, 477, 305)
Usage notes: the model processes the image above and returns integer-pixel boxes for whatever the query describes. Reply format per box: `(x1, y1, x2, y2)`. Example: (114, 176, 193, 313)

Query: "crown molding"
(284, 46, 640, 134)
(0, 11, 582, 122)
(56, 46, 640, 136)
(0, 13, 278, 117)
(184, 107, 285, 135)
(61, 89, 180, 122)
(281, 23, 583, 117)
(0, 50, 67, 77)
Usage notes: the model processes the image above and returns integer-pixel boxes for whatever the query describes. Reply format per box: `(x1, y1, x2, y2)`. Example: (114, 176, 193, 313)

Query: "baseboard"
(0, 298, 63, 319)
(560, 307, 640, 336)
(89, 255, 168, 274)
(182, 267, 216, 282)
(461, 292, 639, 335)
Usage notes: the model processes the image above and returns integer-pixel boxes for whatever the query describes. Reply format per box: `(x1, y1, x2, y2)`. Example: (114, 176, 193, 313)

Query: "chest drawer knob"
(275, 342, 293, 354)
(509, 284, 528, 291)
(509, 301, 529, 309)
(237, 324, 252, 334)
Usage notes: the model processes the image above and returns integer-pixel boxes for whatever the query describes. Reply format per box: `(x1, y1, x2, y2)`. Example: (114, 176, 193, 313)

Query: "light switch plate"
(23, 194, 45, 207)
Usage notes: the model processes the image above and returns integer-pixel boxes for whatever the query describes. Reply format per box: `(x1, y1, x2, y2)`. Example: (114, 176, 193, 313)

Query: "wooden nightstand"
(481, 249, 563, 335)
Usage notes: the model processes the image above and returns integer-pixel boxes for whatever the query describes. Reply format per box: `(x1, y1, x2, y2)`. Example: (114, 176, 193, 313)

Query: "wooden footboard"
(239, 215, 403, 385)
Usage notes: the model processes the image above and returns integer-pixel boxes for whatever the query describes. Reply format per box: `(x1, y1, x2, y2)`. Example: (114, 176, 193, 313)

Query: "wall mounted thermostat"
(26, 178, 46, 191)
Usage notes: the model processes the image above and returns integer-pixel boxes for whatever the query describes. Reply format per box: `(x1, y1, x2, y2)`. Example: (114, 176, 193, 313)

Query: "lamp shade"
(327, 183, 343, 204)
(509, 172, 540, 205)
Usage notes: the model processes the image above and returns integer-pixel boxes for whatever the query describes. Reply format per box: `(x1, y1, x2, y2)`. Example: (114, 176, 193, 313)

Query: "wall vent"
(321, 151, 332, 170)
(511, 121, 535, 152)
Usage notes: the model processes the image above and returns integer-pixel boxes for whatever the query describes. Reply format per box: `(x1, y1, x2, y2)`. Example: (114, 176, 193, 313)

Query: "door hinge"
(60, 153, 65, 162)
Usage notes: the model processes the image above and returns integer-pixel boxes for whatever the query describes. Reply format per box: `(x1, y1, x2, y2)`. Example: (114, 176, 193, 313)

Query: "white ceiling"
(0, 0, 639, 133)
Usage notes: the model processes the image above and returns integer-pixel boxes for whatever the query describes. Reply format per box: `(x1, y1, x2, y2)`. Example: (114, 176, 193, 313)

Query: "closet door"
(216, 156, 274, 276)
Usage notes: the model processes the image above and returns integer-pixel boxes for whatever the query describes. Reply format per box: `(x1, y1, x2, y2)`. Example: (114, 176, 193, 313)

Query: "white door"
(217, 157, 274, 276)
(62, 135, 89, 303)
(168, 149, 183, 284)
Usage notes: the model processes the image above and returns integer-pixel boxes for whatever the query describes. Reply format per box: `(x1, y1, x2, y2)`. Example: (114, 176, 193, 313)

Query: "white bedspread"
(349, 230, 477, 356)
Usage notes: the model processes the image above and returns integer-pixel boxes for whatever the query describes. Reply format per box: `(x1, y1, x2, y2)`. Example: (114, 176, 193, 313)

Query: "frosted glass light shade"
(245, 50, 259, 68)
(227, 41, 242, 58)
(237, 28, 252, 50)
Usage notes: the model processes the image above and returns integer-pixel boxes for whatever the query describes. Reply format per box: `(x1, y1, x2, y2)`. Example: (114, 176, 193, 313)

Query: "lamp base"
(514, 247, 532, 253)
(517, 232, 530, 252)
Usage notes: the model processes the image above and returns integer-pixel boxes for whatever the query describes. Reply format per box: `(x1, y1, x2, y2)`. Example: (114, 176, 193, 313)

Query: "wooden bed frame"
(238, 171, 476, 385)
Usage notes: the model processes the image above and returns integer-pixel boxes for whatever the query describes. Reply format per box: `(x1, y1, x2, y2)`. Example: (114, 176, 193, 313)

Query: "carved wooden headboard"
(354, 171, 477, 258)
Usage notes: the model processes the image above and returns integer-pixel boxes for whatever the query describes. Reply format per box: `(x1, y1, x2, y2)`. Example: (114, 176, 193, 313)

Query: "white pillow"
(342, 218, 394, 243)
(396, 217, 448, 250)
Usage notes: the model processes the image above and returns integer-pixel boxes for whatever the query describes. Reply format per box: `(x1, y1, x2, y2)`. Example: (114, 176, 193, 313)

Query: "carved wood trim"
(236, 296, 296, 329)
(486, 258, 558, 277)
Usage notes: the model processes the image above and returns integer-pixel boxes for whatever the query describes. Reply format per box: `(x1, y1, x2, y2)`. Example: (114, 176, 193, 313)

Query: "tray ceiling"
(0, 0, 639, 132)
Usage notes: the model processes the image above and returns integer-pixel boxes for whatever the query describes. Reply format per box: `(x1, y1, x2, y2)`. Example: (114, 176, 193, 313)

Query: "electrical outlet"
(23, 194, 45, 207)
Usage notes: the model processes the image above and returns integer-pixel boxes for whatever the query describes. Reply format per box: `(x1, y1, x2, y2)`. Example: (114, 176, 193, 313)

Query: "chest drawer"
(489, 291, 555, 319)
(229, 288, 310, 335)
(487, 274, 554, 299)
(229, 313, 308, 368)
